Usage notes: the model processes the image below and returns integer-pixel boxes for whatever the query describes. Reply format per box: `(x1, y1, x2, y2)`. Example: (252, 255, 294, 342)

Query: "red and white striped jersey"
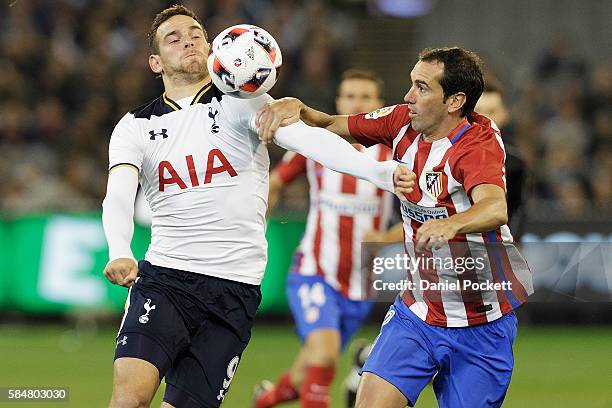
(275, 144, 394, 300)
(348, 104, 533, 327)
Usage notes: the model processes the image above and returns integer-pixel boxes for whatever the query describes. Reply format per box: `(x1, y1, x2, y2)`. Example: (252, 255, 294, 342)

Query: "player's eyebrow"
(414, 79, 429, 89)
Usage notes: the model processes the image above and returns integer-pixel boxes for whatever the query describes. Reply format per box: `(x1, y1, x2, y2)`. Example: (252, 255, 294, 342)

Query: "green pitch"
(0, 323, 611, 407)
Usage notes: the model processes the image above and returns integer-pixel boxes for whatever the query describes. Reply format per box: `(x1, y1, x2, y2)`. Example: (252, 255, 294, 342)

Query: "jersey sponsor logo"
(424, 171, 443, 199)
(158, 150, 238, 192)
(208, 107, 220, 134)
(318, 192, 380, 216)
(401, 201, 449, 224)
(116, 335, 128, 346)
(149, 129, 168, 140)
(365, 105, 396, 119)
(138, 298, 156, 324)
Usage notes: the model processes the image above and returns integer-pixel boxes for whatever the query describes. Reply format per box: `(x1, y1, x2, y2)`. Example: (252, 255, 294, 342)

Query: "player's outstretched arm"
(256, 97, 349, 144)
(102, 165, 139, 287)
(273, 121, 415, 196)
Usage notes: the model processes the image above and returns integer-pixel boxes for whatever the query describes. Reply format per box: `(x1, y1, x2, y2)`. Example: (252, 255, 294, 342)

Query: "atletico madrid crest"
(424, 172, 443, 199)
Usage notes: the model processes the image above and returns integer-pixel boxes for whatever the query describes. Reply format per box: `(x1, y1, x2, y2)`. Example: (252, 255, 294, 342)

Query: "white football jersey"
(108, 83, 270, 285)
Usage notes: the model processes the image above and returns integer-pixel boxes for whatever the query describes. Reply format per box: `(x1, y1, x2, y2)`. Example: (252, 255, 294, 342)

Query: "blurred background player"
(474, 77, 528, 238)
(253, 69, 403, 408)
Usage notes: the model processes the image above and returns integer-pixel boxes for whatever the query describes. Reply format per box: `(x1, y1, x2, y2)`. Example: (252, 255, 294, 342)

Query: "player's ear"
(149, 54, 163, 75)
(447, 92, 466, 114)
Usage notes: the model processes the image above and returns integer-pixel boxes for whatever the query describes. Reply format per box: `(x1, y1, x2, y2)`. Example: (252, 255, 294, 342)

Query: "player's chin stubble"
(169, 60, 207, 82)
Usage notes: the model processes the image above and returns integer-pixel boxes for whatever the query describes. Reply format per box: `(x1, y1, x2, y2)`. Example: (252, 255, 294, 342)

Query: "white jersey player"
(101, 6, 415, 408)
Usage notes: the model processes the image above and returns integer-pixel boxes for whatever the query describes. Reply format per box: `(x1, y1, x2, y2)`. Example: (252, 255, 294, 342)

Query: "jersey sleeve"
(347, 104, 412, 148)
(451, 128, 507, 195)
(242, 93, 274, 134)
(274, 151, 307, 184)
(108, 113, 145, 171)
(217, 92, 274, 137)
(213, 93, 274, 170)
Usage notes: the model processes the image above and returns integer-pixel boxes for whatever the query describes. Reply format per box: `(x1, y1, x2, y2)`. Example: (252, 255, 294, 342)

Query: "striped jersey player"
(255, 47, 534, 408)
(349, 104, 533, 327)
(275, 145, 394, 300)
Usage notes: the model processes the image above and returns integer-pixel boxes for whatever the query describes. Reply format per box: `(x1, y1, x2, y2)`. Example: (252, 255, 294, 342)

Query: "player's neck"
(422, 116, 465, 143)
(163, 74, 211, 100)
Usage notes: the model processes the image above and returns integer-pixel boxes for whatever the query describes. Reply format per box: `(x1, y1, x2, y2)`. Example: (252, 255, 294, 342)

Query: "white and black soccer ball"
(207, 24, 282, 98)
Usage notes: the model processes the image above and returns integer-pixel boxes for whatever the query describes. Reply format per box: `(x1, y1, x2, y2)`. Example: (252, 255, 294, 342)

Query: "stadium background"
(0, 0, 610, 407)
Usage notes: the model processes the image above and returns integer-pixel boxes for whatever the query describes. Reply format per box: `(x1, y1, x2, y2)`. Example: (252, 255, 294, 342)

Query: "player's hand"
(103, 258, 138, 288)
(256, 97, 303, 144)
(393, 165, 416, 199)
(415, 219, 459, 251)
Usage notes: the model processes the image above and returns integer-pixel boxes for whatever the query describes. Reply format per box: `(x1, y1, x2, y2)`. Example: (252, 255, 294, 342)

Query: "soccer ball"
(207, 24, 282, 98)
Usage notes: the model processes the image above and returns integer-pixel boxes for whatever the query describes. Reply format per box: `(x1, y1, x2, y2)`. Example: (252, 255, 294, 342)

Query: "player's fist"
(393, 164, 416, 199)
(103, 258, 138, 288)
(256, 97, 303, 144)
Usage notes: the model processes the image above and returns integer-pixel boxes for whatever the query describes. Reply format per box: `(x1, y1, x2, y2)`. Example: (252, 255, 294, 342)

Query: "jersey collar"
(190, 82, 213, 105)
(161, 82, 214, 111)
(162, 93, 181, 111)
(447, 118, 471, 145)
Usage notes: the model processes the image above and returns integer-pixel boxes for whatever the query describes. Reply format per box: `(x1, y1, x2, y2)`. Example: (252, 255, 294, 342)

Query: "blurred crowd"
(0, 0, 354, 215)
(0, 0, 610, 219)
(508, 34, 612, 217)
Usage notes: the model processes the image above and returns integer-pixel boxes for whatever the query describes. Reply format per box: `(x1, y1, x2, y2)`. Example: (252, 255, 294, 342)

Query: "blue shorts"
(286, 273, 372, 349)
(362, 296, 518, 408)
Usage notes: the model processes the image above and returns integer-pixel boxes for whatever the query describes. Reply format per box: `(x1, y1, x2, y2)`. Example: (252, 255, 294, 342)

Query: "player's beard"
(166, 57, 208, 84)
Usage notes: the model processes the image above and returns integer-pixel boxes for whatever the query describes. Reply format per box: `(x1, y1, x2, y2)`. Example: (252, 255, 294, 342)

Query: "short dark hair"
(339, 69, 385, 100)
(148, 4, 206, 54)
(418, 47, 484, 117)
